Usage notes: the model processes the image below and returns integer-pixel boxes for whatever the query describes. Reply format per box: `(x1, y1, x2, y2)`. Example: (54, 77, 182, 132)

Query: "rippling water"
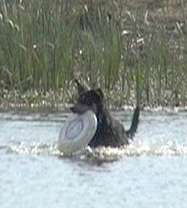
(1, 109, 187, 208)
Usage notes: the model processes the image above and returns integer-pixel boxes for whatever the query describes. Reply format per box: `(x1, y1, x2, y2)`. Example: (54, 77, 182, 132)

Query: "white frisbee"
(58, 110, 97, 155)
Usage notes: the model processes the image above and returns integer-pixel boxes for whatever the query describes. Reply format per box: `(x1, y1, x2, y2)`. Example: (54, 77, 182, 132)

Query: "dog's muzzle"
(70, 103, 90, 114)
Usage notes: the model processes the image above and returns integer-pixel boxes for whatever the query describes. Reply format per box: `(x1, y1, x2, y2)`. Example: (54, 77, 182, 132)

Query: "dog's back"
(88, 105, 139, 147)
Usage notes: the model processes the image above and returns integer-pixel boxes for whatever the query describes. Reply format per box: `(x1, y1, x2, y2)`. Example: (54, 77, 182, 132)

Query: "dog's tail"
(126, 106, 140, 139)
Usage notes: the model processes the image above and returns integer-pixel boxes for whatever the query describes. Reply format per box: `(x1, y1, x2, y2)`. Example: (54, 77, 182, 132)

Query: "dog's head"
(70, 88, 104, 115)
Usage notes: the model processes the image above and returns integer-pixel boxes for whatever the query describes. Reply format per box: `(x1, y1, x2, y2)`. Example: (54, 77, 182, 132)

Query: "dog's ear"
(95, 88, 104, 100)
(74, 79, 88, 95)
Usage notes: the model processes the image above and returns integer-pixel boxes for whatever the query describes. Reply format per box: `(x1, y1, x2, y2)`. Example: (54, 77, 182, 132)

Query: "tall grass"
(0, 0, 187, 109)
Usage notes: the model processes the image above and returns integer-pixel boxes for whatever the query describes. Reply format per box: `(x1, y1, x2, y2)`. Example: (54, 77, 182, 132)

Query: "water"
(1, 109, 187, 208)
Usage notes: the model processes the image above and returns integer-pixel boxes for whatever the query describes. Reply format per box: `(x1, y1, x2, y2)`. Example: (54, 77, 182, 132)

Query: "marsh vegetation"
(0, 0, 187, 111)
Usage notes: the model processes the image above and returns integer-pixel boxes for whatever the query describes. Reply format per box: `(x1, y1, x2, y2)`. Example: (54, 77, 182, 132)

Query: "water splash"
(1, 142, 187, 163)
(0, 142, 61, 156)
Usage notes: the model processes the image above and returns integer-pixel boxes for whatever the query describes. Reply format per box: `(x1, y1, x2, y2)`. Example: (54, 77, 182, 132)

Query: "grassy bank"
(0, 0, 187, 111)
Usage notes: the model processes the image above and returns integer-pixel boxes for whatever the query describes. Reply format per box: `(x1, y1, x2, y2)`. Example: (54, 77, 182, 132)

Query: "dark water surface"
(1, 110, 187, 208)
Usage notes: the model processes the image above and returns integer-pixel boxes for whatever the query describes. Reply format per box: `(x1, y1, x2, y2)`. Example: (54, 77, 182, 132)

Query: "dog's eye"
(79, 95, 87, 104)
(80, 94, 85, 101)
(86, 100, 92, 105)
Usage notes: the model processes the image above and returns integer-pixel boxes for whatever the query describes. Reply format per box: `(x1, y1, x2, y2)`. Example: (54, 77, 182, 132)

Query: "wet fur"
(71, 79, 140, 148)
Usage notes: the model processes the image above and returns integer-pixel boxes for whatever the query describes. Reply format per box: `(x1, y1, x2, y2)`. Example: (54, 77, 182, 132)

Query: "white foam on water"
(1, 141, 187, 163)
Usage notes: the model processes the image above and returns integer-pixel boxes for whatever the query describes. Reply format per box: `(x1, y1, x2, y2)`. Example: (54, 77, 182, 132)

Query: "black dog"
(71, 79, 140, 148)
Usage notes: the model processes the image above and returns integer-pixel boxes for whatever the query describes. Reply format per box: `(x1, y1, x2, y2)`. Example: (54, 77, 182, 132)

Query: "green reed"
(0, 0, 187, 109)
